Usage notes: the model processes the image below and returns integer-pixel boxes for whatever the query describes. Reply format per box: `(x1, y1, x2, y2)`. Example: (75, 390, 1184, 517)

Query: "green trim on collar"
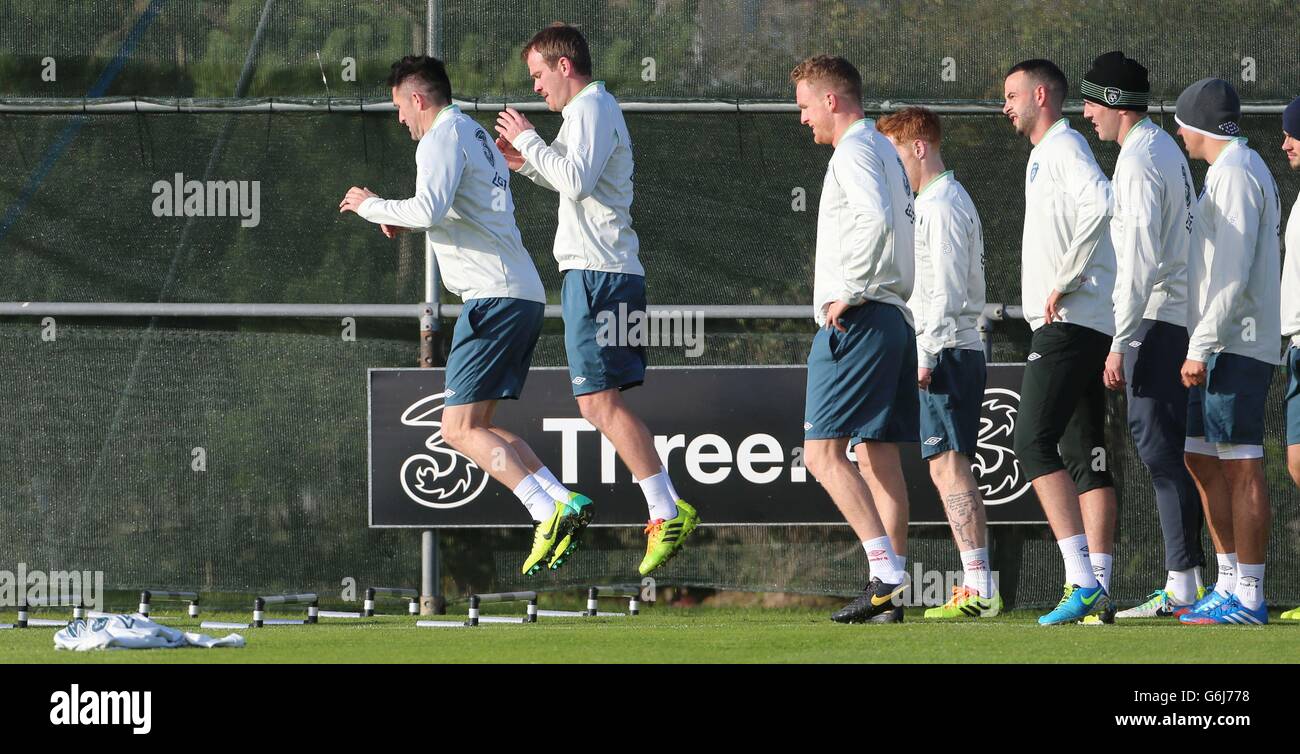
(1042, 117, 1069, 138)
(918, 170, 953, 197)
(841, 118, 873, 139)
(432, 103, 459, 127)
(574, 80, 603, 99)
(1120, 116, 1152, 143)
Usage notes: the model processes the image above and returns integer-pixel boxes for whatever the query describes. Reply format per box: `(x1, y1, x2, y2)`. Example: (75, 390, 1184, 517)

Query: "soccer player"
(1002, 59, 1119, 625)
(1174, 78, 1282, 625)
(493, 23, 698, 575)
(1281, 95, 1300, 622)
(877, 107, 1000, 618)
(339, 56, 591, 577)
(792, 55, 917, 624)
(1081, 51, 1206, 618)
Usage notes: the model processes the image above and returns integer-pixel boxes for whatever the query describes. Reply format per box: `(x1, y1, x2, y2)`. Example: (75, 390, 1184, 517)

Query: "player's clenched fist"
(339, 186, 377, 214)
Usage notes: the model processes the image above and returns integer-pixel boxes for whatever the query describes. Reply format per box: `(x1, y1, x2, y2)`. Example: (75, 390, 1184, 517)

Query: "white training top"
(812, 118, 915, 327)
(1280, 195, 1300, 344)
(1109, 118, 1194, 353)
(906, 171, 986, 368)
(1187, 138, 1282, 364)
(1020, 118, 1117, 335)
(359, 105, 546, 304)
(513, 81, 644, 277)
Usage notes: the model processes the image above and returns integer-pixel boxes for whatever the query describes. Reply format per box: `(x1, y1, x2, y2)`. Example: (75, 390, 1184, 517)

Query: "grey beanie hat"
(1174, 77, 1242, 140)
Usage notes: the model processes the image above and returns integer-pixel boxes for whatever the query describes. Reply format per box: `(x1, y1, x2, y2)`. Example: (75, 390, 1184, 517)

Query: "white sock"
(897, 555, 908, 572)
(1234, 562, 1265, 610)
(862, 536, 907, 584)
(660, 467, 681, 502)
(638, 471, 678, 521)
(1194, 567, 1205, 591)
(1057, 534, 1097, 588)
(1166, 568, 1199, 604)
(531, 466, 571, 504)
(1214, 553, 1237, 597)
(1090, 552, 1113, 593)
(513, 476, 556, 521)
(960, 548, 993, 597)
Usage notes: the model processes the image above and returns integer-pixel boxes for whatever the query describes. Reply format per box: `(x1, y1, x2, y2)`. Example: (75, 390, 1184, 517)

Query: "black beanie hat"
(1080, 51, 1150, 112)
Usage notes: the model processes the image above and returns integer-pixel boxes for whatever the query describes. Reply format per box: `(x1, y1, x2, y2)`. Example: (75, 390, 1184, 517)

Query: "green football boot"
(1281, 605, 1300, 620)
(521, 502, 567, 576)
(546, 492, 595, 571)
(924, 585, 1003, 618)
(638, 500, 700, 576)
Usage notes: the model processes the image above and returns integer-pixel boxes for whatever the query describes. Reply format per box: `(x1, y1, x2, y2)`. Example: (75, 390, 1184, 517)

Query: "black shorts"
(1012, 322, 1114, 494)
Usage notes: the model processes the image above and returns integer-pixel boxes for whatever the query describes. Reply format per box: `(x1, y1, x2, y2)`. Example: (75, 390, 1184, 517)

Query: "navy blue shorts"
(919, 348, 987, 460)
(561, 269, 648, 396)
(1284, 345, 1300, 446)
(1186, 351, 1274, 445)
(444, 297, 544, 406)
(803, 301, 919, 443)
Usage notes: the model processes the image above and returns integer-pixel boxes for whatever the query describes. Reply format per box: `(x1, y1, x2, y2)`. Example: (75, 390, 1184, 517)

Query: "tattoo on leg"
(943, 490, 980, 551)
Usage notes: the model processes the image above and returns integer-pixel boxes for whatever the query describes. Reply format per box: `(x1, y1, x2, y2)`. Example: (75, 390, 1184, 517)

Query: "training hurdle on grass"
(417, 591, 538, 628)
(198, 592, 319, 630)
(535, 586, 641, 618)
(254, 593, 319, 627)
(587, 585, 642, 616)
(312, 586, 420, 619)
(365, 587, 419, 617)
(0, 597, 88, 629)
(138, 590, 200, 618)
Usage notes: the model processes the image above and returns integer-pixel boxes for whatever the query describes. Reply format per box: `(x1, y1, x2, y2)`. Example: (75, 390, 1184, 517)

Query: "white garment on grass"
(54, 614, 244, 651)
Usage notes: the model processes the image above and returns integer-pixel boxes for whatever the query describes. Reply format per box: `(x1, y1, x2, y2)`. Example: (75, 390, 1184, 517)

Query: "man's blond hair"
(790, 55, 862, 103)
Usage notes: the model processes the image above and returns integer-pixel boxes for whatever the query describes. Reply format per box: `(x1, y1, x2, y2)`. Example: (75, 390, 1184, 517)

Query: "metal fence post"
(419, 0, 446, 616)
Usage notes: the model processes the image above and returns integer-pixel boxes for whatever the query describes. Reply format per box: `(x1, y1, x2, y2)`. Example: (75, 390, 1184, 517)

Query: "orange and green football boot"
(924, 585, 1003, 618)
(638, 500, 700, 575)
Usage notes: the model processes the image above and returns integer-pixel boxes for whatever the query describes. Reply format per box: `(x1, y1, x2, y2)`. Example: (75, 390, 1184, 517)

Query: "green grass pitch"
(2, 606, 1297, 663)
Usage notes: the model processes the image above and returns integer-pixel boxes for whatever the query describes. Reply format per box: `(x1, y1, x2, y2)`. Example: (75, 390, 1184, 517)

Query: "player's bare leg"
(853, 441, 910, 559)
(443, 401, 589, 574)
(807, 438, 909, 623)
(577, 388, 699, 574)
(924, 450, 1001, 618)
